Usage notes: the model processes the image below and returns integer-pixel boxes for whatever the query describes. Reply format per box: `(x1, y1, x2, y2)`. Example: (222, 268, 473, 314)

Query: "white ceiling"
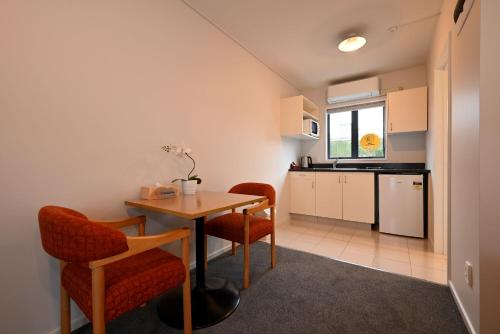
(183, 0, 443, 90)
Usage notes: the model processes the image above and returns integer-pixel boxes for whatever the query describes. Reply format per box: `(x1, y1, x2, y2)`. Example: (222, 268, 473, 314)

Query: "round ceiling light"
(338, 35, 366, 52)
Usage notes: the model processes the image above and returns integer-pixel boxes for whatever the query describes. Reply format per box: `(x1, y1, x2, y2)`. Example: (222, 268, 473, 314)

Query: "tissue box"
(140, 184, 180, 199)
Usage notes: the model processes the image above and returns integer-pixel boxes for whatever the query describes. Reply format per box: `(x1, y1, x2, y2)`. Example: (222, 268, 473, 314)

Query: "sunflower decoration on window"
(360, 133, 381, 152)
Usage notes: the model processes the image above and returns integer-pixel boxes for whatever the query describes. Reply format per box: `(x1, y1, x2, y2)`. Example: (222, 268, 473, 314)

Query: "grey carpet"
(74, 242, 467, 334)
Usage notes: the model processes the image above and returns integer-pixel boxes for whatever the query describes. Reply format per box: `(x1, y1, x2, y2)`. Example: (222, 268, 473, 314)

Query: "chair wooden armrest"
(89, 227, 190, 269)
(243, 200, 271, 215)
(94, 215, 146, 235)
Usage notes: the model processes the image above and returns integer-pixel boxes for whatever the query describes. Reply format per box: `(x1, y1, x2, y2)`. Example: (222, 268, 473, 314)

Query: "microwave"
(303, 119, 319, 137)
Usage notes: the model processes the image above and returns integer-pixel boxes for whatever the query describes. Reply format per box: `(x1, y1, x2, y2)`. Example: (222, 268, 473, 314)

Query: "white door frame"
(433, 33, 452, 267)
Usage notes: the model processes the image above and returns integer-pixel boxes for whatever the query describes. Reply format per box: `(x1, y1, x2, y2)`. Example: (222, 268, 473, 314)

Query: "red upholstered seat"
(38, 206, 192, 333)
(228, 183, 276, 205)
(39, 206, 129, 262)
(62, 248, 185, 322)
(204, 183, 276, 289)
(205, 212, 272, 244)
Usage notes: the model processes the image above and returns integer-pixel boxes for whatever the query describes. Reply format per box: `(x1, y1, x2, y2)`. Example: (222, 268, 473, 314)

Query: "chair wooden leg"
(243, 215, 250, 289)
(204, 234, 208, 271)
(92, 267, 105, 334)
(182, 235, 192, 334)
(60, 262, 71, 334)
(231, 208, 237, 256)
(271, 207, 276, 268)
(141, 217, 148, 310)
(243, 242, 250, 289)
(138, 222, 145, 236)
(271, 232, 276, 269)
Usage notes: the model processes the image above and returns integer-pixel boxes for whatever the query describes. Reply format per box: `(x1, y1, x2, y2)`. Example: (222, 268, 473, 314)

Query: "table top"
(125, 191, 266, 220)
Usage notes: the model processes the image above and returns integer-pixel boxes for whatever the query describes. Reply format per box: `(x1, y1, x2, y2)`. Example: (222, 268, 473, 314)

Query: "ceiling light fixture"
(338, 35, 367, 52)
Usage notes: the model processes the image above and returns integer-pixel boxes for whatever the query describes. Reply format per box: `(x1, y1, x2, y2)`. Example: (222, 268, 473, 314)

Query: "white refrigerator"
(379, 174, 424, 238)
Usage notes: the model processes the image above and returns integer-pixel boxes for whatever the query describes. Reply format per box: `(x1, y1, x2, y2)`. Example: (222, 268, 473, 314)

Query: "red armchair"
(204, 183, 276, 288)
(38, 206, 192, 334)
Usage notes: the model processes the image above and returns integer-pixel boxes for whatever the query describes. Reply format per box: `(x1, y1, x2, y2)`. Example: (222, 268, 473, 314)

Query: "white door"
(315, 172, 342, 219)
(290, 172, 316, 216)
(342, 173, 375, 224)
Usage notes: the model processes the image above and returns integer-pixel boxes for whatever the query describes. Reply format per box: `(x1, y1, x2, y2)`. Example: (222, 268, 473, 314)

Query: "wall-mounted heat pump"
(327, 77, 380, 104)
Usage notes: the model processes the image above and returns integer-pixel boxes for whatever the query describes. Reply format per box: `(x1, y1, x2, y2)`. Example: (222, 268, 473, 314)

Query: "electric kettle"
(300, 156, 313, 168)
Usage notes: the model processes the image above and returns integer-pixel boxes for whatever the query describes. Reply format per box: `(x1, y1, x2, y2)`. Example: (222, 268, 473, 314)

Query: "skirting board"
(197, 243, 232, 270)
(47, 243, 232, 334)
(449, 280, 476, 334)
(48, 316, 89, 334)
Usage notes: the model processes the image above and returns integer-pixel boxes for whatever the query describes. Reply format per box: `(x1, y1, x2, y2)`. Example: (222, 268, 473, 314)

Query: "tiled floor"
(266, 217, 447, 285)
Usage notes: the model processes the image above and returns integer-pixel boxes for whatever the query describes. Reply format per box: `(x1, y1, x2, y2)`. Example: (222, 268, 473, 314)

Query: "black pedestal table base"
(157, 277, 240, 329)
(157, 216, 240, 329)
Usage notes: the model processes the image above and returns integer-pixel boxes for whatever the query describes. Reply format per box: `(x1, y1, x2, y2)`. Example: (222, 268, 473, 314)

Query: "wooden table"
(125, 191, 266, 329)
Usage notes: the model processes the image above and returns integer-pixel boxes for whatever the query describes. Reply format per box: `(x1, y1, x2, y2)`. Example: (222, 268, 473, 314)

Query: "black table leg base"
(158, 277, 240, 329)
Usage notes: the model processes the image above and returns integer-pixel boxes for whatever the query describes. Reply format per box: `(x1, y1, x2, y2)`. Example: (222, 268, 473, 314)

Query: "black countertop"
(289, 163, 430, 174)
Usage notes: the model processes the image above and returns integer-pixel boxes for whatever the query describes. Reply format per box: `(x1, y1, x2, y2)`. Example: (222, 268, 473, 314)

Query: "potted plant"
(161, 144, 202, 195)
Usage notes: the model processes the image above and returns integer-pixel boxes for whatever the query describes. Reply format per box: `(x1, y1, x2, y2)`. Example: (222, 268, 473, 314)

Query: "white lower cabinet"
(315, 172, 343, 219)
(290, 172, 316, 215)
(341, 173, 375, 224)
(290, 171, 375, 224)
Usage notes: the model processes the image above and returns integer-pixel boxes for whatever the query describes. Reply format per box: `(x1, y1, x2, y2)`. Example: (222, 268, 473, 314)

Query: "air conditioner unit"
(327, 77, 380, 104)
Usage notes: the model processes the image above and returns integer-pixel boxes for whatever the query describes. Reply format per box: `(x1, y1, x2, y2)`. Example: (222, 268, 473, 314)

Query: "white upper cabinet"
(315, 172, 343, 220)
(387, 86, 428, 134)
(341, 173, 375, 224)
(280, 95, 319, 139)
(290, 172, 316, 216)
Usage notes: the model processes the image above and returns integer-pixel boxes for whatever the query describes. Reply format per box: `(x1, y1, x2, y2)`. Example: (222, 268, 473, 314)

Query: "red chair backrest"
(229, 183, 276, 205)
(38, 206, 128, 263)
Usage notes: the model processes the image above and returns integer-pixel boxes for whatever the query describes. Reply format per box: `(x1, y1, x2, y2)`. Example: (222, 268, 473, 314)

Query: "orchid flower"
(161, 144, 202, 184)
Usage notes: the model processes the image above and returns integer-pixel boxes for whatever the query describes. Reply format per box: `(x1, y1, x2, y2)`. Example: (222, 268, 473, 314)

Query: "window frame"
(326, 102, 386, 160)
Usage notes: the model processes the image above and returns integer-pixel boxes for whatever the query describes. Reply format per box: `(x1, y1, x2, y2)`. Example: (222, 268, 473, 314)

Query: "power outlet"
(464, 261, 473, 287)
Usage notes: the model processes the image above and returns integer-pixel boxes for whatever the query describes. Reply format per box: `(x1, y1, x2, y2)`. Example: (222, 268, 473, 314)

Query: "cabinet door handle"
(312, 180, 314, 189)
(338, 175, 341, 183)
(390, 123, 393, 131)
(344, 175, 347, 183)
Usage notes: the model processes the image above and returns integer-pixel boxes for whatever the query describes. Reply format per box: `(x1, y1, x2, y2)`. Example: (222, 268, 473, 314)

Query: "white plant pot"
(182, 180, 198, 195)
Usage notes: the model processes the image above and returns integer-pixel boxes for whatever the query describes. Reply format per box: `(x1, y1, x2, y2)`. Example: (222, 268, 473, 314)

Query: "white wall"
(450, 1, 481, 331)
(428, 1, 500, 332)
(479, 0, 500, 332)
(0, 1, 300, 333)
(301, 65, 427, 163)
(427, 0, 480, 332)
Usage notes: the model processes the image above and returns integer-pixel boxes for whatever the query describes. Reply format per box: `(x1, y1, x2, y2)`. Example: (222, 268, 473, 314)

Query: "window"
(327, 102, 385, 159)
